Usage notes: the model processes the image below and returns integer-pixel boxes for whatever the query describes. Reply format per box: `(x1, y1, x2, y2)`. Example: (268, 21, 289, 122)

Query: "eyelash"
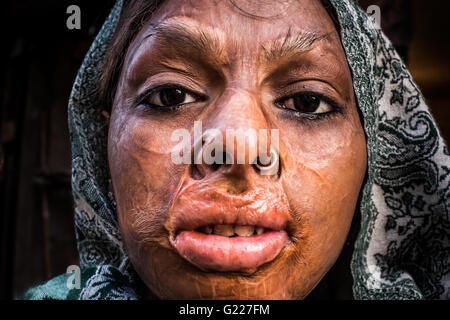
(275, 92, 343, 120)
(137, 85, 343, 120)
(138, 85, 203, 111)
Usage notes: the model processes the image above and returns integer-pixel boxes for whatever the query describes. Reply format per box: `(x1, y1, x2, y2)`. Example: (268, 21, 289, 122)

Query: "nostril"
(189, 163, 205, 180)
(209, 151, 233, 172)
(190, 146, 234, 179)
(211, 162, 221, 172)
(189, 145, 204, 180)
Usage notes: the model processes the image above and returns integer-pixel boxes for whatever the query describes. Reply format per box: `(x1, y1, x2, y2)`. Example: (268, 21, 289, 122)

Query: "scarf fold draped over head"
(23, 0, 450, 300)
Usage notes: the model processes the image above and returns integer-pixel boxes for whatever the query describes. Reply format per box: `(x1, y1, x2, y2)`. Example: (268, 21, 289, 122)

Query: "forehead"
(133, 0, 339, 52)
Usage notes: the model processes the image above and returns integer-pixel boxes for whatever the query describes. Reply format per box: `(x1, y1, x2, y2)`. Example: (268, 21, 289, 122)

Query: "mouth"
(172, 226, 288, 274)
(168, 190, 291, 274)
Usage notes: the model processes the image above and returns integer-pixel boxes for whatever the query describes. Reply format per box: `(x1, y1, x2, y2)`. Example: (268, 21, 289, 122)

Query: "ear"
(101, 110, 111, 121)
(101, 110, 111, 131)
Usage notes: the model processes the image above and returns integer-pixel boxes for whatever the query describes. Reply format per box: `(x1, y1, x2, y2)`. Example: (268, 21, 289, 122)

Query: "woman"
(23, 0, 450, 299)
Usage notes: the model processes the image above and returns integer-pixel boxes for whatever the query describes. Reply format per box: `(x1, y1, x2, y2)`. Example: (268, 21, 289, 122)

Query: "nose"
(188, 89, 280, 185)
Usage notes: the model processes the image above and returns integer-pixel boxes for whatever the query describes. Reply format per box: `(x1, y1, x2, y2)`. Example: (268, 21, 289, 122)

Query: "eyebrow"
(262, 27, 333, 64)
(141, 22, 332, 67)
(144, 22, 228, 67)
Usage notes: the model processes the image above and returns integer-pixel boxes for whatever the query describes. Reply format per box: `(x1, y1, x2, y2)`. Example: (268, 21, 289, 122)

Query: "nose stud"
(254, 148, 279, 176)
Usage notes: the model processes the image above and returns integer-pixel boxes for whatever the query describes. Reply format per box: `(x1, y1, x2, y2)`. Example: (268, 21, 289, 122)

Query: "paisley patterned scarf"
(23, 0, 450, 300)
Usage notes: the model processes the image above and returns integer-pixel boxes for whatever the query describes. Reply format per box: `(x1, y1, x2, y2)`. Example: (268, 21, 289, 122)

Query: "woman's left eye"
(144, 87, 198, 108)
(276, 93, 335, 114)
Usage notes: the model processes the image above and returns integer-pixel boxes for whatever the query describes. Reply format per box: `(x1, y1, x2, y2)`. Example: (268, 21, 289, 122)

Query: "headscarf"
(23, 0, 450, 300)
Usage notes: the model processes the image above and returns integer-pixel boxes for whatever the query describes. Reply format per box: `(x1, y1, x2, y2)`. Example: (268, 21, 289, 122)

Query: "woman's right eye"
(144, 87, 198, 108)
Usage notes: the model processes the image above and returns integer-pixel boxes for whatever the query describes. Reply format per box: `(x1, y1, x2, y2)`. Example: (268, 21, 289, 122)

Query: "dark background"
(0, 0, 449, 300)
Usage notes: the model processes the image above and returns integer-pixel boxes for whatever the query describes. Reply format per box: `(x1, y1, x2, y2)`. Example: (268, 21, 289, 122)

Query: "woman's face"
(108, 0, 367, 299)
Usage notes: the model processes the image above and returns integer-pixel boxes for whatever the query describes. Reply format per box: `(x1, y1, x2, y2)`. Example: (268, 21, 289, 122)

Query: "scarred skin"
(108, 0, 367, 299)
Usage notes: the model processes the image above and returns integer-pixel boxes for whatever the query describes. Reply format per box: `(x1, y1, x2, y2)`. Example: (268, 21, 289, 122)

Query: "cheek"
(281, 120, 367, 275)
(107, 115, 183, 245)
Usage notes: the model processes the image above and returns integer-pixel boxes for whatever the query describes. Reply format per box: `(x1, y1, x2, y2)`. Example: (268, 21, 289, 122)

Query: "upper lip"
(166, 186, 292, 237)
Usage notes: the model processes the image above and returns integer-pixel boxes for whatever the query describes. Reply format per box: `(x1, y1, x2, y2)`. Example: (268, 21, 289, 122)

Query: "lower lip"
(172, 230, 288, 273)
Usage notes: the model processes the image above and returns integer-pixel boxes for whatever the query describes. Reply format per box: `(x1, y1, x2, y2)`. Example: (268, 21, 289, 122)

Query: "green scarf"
(23, 0, 450, 300)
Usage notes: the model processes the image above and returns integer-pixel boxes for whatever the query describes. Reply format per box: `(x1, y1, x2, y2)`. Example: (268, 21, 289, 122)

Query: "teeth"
(214, 224, 235, 237)
(235, 225, 255, 237)
(256, 227, 265, 235)
(198, 225, 266, 237)
(200, 225, 213, 234)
